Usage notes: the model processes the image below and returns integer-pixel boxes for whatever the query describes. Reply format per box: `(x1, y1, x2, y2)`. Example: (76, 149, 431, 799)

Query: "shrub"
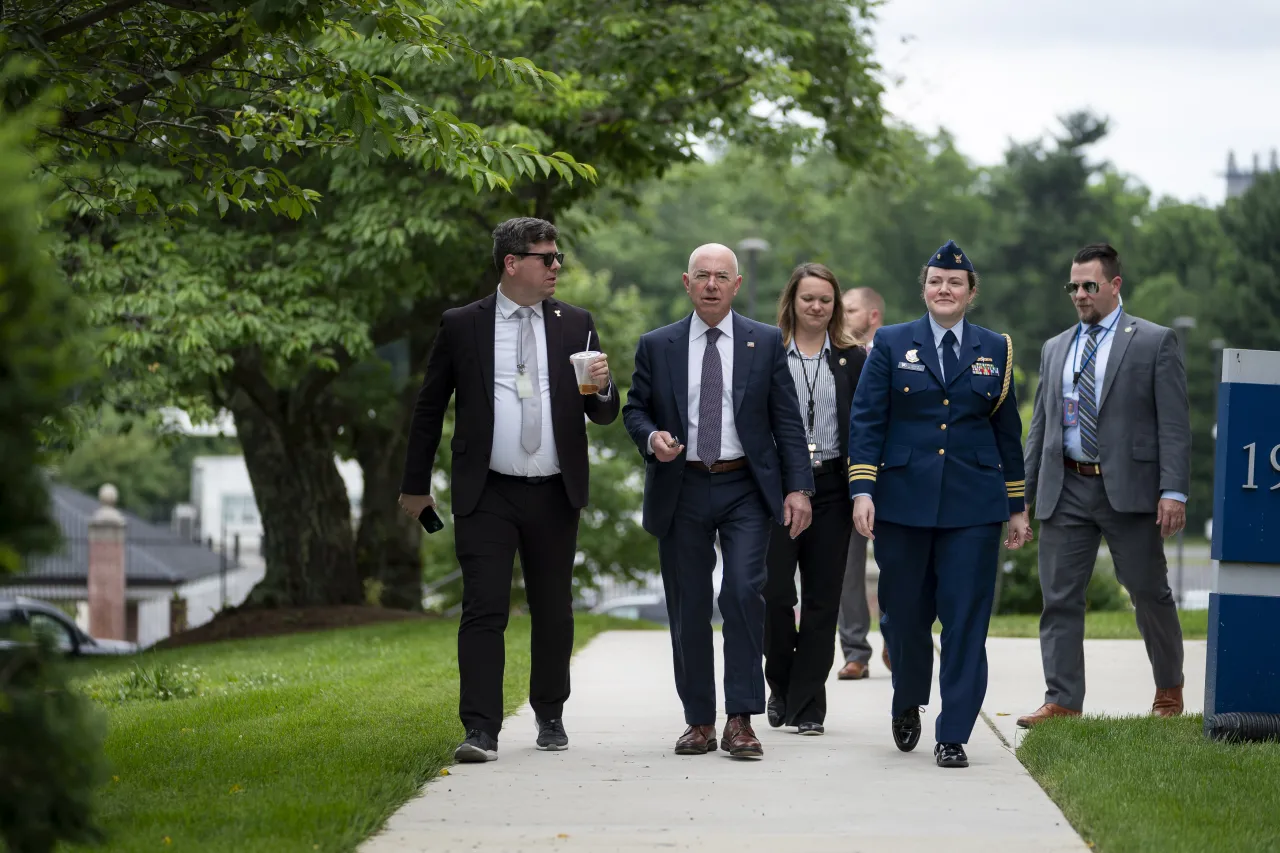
(0, 637, 109, 853)
(994, 535, 1130, 616)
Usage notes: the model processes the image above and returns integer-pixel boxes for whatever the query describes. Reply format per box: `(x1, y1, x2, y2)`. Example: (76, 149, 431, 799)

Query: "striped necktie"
(1078, 325, 1103, 460)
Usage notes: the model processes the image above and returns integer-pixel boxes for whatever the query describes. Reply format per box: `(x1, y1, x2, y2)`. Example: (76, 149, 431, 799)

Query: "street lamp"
(737, 237, 770, 319)
(1170, 316, 1197, 607)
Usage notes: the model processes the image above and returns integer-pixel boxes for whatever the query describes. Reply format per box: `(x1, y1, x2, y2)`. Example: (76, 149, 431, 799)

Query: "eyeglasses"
(1064, 281, 1102, 294)
(514, 252, 565, 268)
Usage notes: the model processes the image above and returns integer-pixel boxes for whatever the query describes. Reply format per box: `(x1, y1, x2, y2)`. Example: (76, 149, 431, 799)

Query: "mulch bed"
(156, 605, 436, 650)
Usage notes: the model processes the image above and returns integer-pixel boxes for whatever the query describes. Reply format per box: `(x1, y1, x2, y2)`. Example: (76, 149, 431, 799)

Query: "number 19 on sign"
(1242, 443, 1280, 490)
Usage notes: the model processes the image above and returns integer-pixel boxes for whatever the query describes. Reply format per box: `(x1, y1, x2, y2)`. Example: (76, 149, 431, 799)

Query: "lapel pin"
(554, 309, 561, 317)
(1124, 326, 1132, 333)
(905, 349, 919, 363)
(839, 357, 847, 365)
(747, 341, 755, 348)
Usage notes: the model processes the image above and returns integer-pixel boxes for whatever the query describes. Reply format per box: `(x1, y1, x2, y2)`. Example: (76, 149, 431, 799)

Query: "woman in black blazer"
(763, 262, 867, 734)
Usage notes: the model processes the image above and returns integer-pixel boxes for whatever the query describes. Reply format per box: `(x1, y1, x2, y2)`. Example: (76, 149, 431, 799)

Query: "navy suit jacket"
(623, 312, 814, 538)
(847, 315, 1025, 529)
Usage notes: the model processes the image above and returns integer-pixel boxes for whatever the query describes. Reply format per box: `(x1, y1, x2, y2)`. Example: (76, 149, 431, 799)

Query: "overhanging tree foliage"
(68, 0, 890, 609)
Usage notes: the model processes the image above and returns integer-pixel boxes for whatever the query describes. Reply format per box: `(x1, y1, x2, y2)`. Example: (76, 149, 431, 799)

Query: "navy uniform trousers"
(877, 520, 1002, 743)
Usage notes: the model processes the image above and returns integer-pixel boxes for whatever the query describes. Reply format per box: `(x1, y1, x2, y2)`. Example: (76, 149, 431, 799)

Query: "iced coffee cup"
(570, 350, 604, 395)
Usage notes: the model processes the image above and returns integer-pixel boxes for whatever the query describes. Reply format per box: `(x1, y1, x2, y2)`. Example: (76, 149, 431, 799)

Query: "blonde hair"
(776, 263, 858, 350)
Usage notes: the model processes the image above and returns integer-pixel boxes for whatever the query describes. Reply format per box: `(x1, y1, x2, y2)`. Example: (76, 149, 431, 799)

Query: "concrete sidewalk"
(983, 637, 1208, 745)
(362, 630, 1085, 853)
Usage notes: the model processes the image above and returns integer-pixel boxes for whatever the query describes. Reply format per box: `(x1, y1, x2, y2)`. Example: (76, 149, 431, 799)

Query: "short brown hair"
(1073, 243, 1121, 282)
(776, 263, 858, 350)
(492, 217, 558, 271)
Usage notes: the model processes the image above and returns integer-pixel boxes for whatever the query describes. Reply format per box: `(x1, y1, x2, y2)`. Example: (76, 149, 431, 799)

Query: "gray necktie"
(514, 307, 542, 454)
(697, 327, 724, 464)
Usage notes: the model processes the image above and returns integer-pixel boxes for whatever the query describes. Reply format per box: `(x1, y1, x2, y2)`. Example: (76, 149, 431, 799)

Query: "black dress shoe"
(796, 722, 824, 736)
(535, 716, 568, 751)
(767, 693, 786, 728)
(890, 707, 921, 752)
(935, 742, 968, 768)
(454, 729, 498, 762)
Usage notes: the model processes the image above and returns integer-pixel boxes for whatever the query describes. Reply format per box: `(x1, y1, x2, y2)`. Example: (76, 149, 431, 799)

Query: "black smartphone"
(418, 506, 444, 534)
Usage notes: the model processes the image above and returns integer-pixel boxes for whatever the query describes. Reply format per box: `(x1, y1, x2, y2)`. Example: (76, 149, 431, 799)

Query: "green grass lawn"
(1020, 716, 1280, 853)
(64, 614, 630, 853)
(982, 608, 1209, 640)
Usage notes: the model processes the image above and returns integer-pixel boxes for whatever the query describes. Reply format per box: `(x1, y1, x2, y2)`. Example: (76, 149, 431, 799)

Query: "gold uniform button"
(903, 386, 910, 393)
(943, 398, 949, 405)
(938, 448, 946, 456)
(940, 424, 947, 430)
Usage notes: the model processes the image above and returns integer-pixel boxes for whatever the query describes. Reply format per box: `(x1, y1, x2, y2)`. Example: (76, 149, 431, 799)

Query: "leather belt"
(490, 471, 561, 486)
(811, 457, 843, 476)
(687, 458, 748, 474)
(1064, 458, 1102, 476)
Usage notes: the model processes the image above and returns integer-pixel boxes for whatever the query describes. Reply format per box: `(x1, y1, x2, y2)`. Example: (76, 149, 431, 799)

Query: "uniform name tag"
(1063, 397, 1078, 427)
(516, 372, 534, 399)
(897, 361, 926, 372)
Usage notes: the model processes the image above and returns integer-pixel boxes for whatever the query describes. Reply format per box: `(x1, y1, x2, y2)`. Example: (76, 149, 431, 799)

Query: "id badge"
(516, 372, 534, 399)
(1063, 397, 1079, 427)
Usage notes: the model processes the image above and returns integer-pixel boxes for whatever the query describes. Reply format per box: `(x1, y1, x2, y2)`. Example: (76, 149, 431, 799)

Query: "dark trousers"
(452, 472, 580, 740)
(763, 469, 852, 725)
(876, 520, 1001, 744)
(658, 467, 773, 725)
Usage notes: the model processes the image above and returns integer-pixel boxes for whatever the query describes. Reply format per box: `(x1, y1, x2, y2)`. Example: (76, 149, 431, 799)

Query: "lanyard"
(1070, 312, 1121, 388)
(797, 349, 823, 444)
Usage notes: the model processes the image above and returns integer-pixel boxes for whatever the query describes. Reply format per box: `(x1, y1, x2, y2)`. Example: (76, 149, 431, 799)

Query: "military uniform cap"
(927, 239, 974, 272)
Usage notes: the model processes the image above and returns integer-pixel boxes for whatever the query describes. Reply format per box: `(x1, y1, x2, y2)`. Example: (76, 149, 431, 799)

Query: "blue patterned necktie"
(697, 327, 724, 464)
(941, 329, 958, 383)
(1078, 325, 1103, 460)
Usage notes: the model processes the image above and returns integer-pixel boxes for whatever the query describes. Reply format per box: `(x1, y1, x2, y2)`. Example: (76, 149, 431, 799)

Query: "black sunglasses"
(1064, 281, 1101, 294)
(513, 251, 565, 268)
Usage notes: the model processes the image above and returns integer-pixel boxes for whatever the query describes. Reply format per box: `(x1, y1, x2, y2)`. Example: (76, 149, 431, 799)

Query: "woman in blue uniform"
(847, 240, 1032, 768)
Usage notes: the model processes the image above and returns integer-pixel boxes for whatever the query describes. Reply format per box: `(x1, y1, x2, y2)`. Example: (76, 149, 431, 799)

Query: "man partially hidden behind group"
(398, 217, 618, 763)
(624, 243, 814, 759)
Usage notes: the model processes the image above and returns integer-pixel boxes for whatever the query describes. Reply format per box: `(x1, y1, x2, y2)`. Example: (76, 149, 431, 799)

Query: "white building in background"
(188, 455, 365, 555)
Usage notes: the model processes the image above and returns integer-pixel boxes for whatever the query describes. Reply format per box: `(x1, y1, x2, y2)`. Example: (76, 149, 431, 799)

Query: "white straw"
(585, 330, 592, 352)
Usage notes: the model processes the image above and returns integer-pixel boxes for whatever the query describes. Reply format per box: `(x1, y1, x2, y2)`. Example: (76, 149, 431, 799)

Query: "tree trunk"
(352, 409, 424, 610)
(229, 389, 362, 607)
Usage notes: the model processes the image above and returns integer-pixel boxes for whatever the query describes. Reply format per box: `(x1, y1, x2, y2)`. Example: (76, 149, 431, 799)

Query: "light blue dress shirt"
(927, 315, 964, 381)
(1058, 304, 1186, 504)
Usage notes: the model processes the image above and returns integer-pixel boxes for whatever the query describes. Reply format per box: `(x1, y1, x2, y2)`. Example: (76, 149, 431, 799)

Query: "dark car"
(0, 596, 137, 656)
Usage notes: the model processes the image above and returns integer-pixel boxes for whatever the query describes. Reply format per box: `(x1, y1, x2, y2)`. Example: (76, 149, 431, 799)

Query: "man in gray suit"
(1017, 243, 1191, 728)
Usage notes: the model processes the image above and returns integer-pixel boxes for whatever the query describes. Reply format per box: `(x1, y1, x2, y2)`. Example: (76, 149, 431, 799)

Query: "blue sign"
(1211, 382, 1280, 564)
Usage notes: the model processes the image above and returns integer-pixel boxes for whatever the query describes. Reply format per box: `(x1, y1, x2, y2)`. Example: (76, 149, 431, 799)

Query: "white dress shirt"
(490, 286, 560, 476)
(927, 314, 965, 380)
(647, 312, 743, 460)
(1059, 304, 1186, 502)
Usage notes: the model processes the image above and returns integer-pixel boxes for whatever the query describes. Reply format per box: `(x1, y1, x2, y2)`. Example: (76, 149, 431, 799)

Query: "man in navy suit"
(624, 243, 814, 759)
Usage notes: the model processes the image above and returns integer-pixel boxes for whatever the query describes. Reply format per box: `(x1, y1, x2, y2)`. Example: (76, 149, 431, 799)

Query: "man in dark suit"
(398, 217, 619, 763)
(623, 242, 814, 759)
(1017, 242, 1191, 728)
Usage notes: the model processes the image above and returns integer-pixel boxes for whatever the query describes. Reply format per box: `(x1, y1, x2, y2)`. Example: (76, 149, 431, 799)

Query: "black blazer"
(827, 343, 868, 504)
(400, 292, 620, 517)
(622, 312, 814, 538)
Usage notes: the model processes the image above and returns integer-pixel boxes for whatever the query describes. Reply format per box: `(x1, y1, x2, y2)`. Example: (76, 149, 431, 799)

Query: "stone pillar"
(88, 484, 127, 640)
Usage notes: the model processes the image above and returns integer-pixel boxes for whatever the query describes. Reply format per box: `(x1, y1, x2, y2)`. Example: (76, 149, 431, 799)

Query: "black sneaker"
(935, 742, 969, 768)
(891, 707, 922, 752)
(535, 716, 569, 751)
(796, 722, 824, 736)
(454, 729, 498, 763)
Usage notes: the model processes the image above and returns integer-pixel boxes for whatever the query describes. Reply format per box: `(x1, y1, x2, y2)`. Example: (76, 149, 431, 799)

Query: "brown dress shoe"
(1016, 703, 1082, 728)
(1152, 684, 1184, 717)
(721, 715, 763, 759)
(838, 661, 869, 680)
(674, 724, 718, 755)
(882, 645, 892, 672)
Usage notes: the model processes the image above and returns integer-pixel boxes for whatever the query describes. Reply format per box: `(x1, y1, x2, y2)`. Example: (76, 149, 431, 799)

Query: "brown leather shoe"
(1016, 703, 1082, 728)
(838, 661, 869, 680)
(882, 645, 892, 672)
(721, 715, 763, 759)
(674, 725, 718, 755)
(1152, 684, 1184, 717)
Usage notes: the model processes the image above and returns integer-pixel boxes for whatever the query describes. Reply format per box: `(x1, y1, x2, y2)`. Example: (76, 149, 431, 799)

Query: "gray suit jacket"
(1024, 312, 1191, 519)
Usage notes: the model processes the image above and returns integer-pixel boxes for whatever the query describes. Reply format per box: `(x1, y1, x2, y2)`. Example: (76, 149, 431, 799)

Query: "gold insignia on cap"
(936, 253, 942, 260)
(954, 253, 963, 263)
(905, 349, 919, 363)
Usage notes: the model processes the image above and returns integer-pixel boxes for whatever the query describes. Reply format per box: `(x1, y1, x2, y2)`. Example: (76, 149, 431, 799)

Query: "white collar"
(691, 311, 734, 341)
(496, 284, 543, 320)
(1080, 303, 1123, 333)
(788, 332, 831, 357)
(928, 314, 965, 347)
